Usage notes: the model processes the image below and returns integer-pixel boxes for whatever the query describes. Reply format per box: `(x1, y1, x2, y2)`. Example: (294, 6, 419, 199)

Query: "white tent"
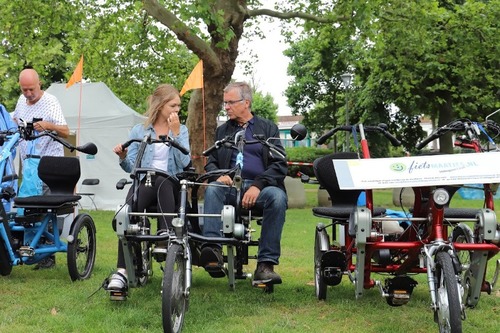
(46, 82, 146, 210)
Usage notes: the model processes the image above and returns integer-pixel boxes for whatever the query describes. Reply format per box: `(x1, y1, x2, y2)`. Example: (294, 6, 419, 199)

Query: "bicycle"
(311, 121, 500, 333)
(108, 132, 190, 333)
(109, 124, 306, 333)
(415, 117, 500, 309)
(0, 120, 98, 281)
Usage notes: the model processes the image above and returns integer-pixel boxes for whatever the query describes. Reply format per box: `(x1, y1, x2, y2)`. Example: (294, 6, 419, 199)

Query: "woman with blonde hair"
(106, 84, 191, 296)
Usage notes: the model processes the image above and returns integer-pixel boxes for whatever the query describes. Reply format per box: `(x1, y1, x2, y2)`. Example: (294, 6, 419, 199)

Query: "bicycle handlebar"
(121, 135, 190, 155)
(37, 130, 98, 155)
(316, 124, 401, 147)
(415, 118, 500, 150)
(0, 124, 98, 155)
(202, 134, 287, 160)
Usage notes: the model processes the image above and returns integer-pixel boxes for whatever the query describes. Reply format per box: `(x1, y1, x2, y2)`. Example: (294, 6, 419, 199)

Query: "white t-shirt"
(150, 143, 169, 171)
(13, 92, 67, 160)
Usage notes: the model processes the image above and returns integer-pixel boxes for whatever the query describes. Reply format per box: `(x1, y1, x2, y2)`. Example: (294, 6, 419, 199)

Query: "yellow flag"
(66, 55, 84, 88)
(180, 60, 203, 96)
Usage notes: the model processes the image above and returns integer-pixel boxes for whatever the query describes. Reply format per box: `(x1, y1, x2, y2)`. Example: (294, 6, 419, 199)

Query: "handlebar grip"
(317, 126, 351, 145)
(381, 131, 402, 147)
(121, 141, 132, 149)
(202, 144, 218, 156)
(116, 178, 130, 190)
(416, 133, 438, 150)
(316, 129, 335, 145)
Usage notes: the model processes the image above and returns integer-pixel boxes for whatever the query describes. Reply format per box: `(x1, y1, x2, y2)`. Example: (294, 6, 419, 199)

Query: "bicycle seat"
(311, 153, 387, 220)
(14, 156, 81, 210)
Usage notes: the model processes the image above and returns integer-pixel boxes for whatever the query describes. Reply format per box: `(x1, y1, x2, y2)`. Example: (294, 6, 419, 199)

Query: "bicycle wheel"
(0, 237, 13, 276)
(162, 243, 188, 333)
(434, 251, 462, 333)
(450, 225, 474, 307)
(67, 214, 96, 281)
(314, 227, 329, 300)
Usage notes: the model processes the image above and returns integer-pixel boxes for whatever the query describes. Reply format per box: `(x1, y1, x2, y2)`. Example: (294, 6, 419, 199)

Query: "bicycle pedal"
(153, 247, 167, 262)
(109, 290, 128, 301)
(252, 280, 275, 293)
(152, 247, 167, 254)
(252, 279, 272, 287)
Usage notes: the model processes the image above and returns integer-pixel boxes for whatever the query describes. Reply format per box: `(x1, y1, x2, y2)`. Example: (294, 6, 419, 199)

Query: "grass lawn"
(0, 188, 498, 333)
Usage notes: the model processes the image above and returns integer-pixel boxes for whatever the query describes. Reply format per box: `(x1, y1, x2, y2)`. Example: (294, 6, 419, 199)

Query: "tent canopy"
(47, 82, 146, 210)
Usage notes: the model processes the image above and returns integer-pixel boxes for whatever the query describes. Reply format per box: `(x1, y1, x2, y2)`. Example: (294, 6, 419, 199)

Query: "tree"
(0, 0, 87, 110)
(252, 90, 278, 122)
(0, 0, 197, 121)
(285, 0, 500, 153)
(141, 0, 344, 170)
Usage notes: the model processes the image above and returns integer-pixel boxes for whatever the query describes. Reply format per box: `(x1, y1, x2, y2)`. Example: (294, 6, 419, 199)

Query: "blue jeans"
(202, 180, 287, 265)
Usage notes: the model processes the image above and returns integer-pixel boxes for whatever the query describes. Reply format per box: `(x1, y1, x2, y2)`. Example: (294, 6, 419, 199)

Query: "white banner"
(333, 152, 500, 190)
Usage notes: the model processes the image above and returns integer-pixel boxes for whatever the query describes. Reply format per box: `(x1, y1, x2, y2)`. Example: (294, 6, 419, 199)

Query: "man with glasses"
(200, 82, 288, 285)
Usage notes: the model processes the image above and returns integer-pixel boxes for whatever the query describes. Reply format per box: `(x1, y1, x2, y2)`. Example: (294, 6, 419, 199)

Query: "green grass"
(0, 190, 499, 333)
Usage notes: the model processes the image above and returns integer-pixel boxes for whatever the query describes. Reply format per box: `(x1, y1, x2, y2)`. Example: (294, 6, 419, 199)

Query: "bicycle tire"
(162, 243, 188, 333)
(434, 251, 462, 333)
(67, 214, 96, 281)
(314, 227, 329, 300)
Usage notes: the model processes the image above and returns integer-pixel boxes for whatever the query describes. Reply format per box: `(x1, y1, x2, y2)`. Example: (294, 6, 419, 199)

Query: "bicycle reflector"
(433, 188, 450, 206)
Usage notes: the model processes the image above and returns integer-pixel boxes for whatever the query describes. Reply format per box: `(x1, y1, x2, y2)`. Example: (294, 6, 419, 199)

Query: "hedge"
(285, 147, 330, 178)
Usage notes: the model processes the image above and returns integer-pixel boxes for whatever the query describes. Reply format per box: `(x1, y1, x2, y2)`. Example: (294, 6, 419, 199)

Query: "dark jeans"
(202, 179, 287, 265)
(116, 175, 176, 269)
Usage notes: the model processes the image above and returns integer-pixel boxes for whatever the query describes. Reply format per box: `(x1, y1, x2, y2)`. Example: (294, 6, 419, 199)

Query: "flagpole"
(202, 82, 206, 164)
(77, 82, 83, 147)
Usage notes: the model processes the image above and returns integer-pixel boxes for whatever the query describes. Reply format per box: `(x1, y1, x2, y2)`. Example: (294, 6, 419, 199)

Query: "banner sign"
(333, 152, 500, 190)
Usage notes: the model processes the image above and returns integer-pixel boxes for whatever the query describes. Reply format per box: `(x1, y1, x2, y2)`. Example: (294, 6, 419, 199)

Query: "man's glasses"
(223, 99, 243, 106)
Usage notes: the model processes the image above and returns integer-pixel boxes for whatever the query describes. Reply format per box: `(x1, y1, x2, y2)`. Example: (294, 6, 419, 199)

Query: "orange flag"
(66, 55, 84, 88)
(180, 60, 203, 96)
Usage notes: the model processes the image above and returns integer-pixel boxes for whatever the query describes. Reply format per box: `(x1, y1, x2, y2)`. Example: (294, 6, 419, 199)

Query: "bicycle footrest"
(18, 246, 35, 257)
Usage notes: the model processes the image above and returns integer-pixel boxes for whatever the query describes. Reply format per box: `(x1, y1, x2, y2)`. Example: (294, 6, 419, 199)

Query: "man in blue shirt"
(201, 82, 288, 285)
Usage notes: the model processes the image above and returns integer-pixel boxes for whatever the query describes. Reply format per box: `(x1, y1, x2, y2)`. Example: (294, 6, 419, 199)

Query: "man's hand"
(33, 121, 69, 138)
(242, 186, 260, 209)
(217, 175, 233, 186)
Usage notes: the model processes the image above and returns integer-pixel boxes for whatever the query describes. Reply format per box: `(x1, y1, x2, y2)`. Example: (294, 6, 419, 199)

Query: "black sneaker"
(33, 255, 56, 270)
(199, 246, 226, 278)
(253, 262, 282, 284)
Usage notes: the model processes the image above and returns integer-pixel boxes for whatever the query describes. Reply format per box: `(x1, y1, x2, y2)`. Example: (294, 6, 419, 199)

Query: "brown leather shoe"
(253, 262, 282, 284)
(199, 246, 226, 278)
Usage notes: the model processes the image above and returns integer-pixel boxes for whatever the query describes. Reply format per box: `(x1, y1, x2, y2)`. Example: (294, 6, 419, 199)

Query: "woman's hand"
(168, 112, 180, 136)
(113, 144, 127, 159)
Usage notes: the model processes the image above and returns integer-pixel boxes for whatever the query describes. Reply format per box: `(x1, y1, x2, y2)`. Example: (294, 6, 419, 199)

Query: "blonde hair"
(144, 84, 180, 126)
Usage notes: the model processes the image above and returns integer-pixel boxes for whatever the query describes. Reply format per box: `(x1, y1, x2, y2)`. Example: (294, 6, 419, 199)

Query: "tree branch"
(247, 8, 348, 23)
(142, 0, 222, 72)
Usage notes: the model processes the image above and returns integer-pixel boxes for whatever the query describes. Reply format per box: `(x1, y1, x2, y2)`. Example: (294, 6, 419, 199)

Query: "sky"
(232, 13, 294, 116)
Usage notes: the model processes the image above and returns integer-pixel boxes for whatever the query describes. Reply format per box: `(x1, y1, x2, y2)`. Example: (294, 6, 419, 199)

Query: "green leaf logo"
(390, 163, 406, 172)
